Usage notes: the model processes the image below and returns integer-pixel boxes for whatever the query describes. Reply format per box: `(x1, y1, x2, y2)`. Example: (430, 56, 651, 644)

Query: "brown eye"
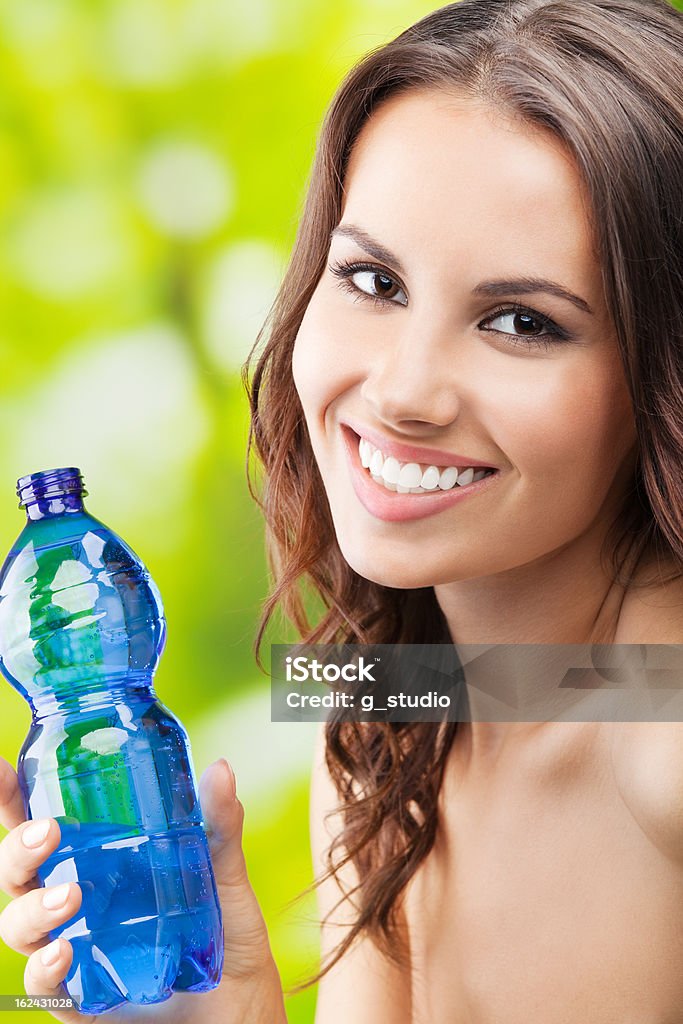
(486, 310, 546, 336)
(349, 269, 407, 305)
(329, 260, 409, 307)
(511, 312, 543, 335)
(373, 273, 400, 299)
(480, 305, 565, 343)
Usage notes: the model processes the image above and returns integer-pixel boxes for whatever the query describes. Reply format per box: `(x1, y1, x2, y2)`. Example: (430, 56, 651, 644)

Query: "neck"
(434, 523, 633, 646)
(434, 520, 640, 757)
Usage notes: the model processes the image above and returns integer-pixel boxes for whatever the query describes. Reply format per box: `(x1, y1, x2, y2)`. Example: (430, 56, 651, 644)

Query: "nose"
(360, 315, 463, 430)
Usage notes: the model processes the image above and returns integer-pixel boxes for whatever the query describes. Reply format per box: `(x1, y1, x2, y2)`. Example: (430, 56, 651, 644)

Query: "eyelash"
(328, 258, 572, 350)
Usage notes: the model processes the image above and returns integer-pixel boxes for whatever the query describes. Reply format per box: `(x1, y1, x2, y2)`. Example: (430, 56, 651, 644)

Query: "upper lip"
(342, 419, 500, 470)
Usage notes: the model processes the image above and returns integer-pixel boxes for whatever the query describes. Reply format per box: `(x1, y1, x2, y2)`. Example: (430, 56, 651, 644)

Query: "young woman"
(1, 0, 682, 1021)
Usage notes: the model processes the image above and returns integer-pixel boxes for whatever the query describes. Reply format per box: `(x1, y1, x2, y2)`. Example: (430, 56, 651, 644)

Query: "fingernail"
(217, 758, 236, 800)
(22, 820, 50, 848)
(40, 939, 61, 966)
(43, 883, 69, 910)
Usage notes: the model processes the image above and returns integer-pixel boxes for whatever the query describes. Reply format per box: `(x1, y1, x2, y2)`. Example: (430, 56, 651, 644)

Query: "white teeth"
(369, 450, 384, 476)
(357, 434, 494, 495)
(398, 462, 423, 488)
(438, 467, 459, 490)
(381, 457, 401, 485)
(421, 465, 440, 490)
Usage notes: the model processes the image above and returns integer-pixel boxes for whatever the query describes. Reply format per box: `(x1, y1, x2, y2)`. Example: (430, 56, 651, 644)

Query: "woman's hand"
(0, 756, 287, 1024)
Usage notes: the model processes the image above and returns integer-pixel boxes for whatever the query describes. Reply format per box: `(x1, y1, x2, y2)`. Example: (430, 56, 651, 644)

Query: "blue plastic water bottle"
(0, 468, 224, 1014)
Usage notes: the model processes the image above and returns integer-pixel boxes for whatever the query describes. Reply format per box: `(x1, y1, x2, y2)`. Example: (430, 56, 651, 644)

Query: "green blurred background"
(0, 0, 437, 1021)
(3, 0, 682, 1021)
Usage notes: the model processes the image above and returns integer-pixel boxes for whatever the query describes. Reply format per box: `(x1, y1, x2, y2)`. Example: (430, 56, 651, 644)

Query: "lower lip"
(341, 427, 501, 523)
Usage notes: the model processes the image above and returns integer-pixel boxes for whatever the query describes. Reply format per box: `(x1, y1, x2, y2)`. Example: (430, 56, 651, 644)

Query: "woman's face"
(292, 89, 637, 589)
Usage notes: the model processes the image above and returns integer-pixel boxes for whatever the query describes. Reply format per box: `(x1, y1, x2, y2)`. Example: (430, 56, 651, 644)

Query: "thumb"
(200, 759, 249, 887)
(199, 760, 272, 977)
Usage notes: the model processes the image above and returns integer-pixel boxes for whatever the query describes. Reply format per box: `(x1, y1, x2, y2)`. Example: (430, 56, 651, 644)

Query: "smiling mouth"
(356, 433, 497, 494)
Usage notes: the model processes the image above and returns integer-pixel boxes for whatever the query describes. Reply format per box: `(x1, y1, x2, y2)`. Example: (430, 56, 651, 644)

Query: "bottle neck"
(17, 467, 87, 522)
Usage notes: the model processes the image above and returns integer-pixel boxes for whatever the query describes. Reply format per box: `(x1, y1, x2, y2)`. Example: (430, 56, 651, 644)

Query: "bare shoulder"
(310, 722, 412, 1024)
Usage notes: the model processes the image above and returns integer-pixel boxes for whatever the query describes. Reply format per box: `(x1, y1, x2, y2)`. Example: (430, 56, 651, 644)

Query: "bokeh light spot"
(137, 140, 234, 239)
(1, 323, 210, 546)
(201, 239, 284, 371)
(8, 189, 134, 299)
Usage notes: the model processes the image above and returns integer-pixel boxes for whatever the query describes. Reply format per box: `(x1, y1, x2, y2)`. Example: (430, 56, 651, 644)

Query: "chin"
(337, 537, 452, 590)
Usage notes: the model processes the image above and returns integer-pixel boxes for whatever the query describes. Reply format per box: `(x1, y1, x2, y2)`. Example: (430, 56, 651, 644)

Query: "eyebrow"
(329, 223, 594, 316)
(331, 224, 408, 276)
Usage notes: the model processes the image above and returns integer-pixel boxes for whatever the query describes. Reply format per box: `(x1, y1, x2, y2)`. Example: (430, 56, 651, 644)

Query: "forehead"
(340, 88, 598, 296)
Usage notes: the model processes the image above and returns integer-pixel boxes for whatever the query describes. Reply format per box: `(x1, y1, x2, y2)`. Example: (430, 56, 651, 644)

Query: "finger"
(0, 757, 28, 832)
(0, 881, 82, 956)
(0, 818, 61, 898)
(24, 938, 92, 1024)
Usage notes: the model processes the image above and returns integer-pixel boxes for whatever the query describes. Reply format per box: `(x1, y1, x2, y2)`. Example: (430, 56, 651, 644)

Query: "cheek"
(495, 354, 635, 488)
(292, 287, 363, 426)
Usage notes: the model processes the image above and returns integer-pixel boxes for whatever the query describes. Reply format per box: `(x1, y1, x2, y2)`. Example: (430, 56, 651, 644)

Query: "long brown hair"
(243, 0, 683, 985)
